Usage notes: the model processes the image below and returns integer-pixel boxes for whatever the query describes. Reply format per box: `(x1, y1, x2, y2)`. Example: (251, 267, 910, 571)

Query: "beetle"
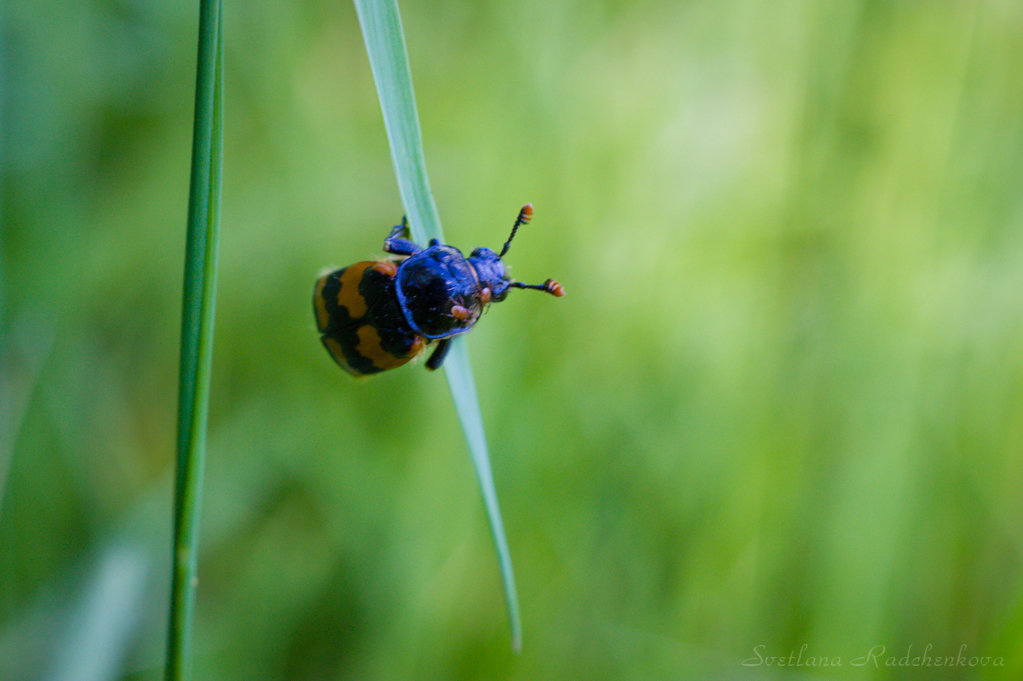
(313, 204, 563, 376)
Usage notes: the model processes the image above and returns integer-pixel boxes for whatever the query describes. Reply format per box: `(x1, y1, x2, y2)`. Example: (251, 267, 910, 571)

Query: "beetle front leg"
(425, 338, 451, 370)
(383, 216, 421, 256)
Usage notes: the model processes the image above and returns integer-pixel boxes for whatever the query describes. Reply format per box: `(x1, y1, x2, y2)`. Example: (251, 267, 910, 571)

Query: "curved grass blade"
(352, 0, 522, 651)
(351, 0, 440, 243)
(442, 338, 522, 652)
(165, 2, 224, 679)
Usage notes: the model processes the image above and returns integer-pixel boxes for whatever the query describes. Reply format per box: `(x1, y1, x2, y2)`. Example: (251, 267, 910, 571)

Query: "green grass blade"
(351, 0, 441, 243)
(353, 0, 522, 651)
(165, 2, 223, 680)
(442, 338, 522, 652)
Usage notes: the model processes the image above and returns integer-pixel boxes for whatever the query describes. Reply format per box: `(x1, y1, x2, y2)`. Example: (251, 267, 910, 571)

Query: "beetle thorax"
(394, 245, 484, 339)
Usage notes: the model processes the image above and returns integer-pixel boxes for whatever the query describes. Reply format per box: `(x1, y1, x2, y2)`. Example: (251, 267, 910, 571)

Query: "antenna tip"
(545, 279, 564, 297)
(519, 204, 534, 222)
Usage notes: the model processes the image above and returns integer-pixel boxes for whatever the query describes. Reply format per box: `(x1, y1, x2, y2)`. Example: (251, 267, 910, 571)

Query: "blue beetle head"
(467, 204, 564, 304)
(467, 247, 511, 302)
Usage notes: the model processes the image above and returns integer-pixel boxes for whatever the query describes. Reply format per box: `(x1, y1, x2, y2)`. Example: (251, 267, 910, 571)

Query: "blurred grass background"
(3, 0, 1023, 679)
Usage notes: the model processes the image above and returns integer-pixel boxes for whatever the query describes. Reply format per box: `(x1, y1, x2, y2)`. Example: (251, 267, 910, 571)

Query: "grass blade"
(351, 0, 440, 242)
(165, 2, 224, 679)
(352, 0, 522, 651)
(442, 339, 522, 652)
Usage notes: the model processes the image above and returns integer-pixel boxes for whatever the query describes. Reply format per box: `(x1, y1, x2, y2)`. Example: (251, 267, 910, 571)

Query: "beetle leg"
(425, 338, 452, 370)
(383, 216, 421, 256)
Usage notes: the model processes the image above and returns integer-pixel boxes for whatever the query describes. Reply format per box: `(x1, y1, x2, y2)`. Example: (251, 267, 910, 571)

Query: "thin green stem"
(165, 2, 223, 680)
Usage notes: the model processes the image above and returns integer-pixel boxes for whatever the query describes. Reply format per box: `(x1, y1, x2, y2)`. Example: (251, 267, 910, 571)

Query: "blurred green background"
(3, 0, 1023, 679)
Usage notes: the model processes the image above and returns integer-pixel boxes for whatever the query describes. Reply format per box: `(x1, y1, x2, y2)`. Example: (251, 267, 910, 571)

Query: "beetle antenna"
(509, 278, 564, 297)
(499, 204, 533, 258)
